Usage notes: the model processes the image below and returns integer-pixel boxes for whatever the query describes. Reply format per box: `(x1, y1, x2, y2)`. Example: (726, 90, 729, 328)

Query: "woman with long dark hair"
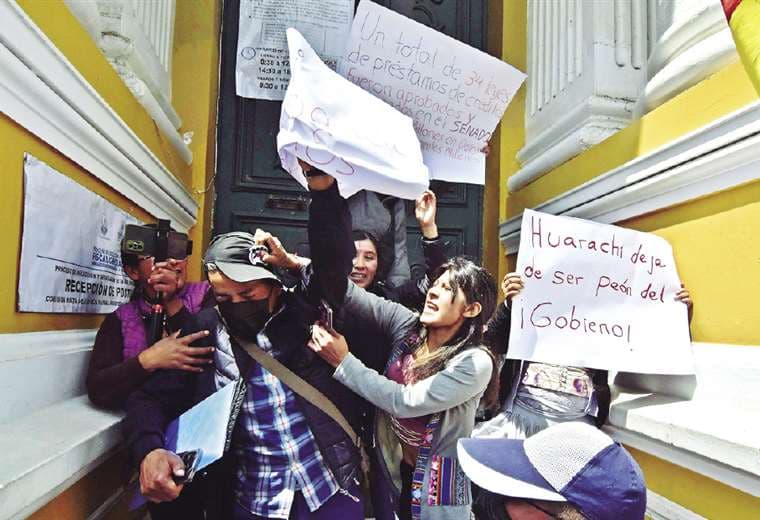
(308, 252, 498, 520)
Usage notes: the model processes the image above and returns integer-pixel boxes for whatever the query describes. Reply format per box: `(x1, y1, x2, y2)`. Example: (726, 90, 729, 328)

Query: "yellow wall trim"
(0, 1, 197, 230)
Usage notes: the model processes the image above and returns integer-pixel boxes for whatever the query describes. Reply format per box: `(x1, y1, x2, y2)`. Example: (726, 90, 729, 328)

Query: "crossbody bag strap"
(231, 332, 369, 475)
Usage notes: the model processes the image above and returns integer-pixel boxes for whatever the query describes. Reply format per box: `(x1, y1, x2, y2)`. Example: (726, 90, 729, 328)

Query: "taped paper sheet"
(18, 154, 138, 314)
(236, 0, 353, 99)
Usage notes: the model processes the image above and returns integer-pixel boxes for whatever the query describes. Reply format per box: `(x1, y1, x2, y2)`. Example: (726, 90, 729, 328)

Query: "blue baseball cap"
(457, 422, 646, 520)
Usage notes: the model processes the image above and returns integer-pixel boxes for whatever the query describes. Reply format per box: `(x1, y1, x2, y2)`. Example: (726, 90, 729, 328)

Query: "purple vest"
(116, 281, 211, 360)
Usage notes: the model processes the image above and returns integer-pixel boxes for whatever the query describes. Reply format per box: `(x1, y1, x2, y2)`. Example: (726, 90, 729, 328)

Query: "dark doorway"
(214, 0, 487, 279)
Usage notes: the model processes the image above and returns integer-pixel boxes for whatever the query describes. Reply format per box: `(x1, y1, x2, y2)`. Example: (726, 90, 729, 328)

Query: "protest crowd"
(76, 5, 705, 520)
(88, 155, 692, 519)
(16, 0, 757, 518)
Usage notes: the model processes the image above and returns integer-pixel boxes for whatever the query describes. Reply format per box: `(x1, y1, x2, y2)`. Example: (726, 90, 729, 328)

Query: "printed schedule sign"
(338, 0, 525, 184)
(236, 0, 353, 100)
(508, 210, 694, 375)
(18, 154, 138, 313)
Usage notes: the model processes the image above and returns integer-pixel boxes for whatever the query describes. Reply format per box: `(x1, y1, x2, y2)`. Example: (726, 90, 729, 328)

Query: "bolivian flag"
(723, 0, 760, 95)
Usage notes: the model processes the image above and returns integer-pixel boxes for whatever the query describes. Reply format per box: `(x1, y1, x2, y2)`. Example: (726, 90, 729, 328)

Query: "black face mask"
(218, 299, 270, 340)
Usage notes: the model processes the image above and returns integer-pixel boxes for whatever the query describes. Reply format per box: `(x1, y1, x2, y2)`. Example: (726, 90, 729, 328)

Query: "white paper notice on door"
(236, 0, 354, 100)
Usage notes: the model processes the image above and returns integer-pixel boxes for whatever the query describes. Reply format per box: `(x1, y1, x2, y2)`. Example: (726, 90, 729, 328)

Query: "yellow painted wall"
(172, 0, 222, 279)
(487, 0, 527, 282)
(3, 0, 221, 334)
(481, 0, 504, 278)
(0, 115, 153, 333)
(493, 1, 760, 517)
(3, 1, 221, 517)
(628, 447, 760, 519)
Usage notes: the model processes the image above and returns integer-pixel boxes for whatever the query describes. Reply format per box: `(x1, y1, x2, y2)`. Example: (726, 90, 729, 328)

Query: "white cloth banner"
(236, 0, 353, 100)
(508, 210, 694, 375)
(338, 0, 526, 185)
(277, 28, 429, 200)
(18, 154, 138, 313)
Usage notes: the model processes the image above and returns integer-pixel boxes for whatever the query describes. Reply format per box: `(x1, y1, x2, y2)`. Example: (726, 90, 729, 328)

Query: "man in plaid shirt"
(125, 176, 364, 519)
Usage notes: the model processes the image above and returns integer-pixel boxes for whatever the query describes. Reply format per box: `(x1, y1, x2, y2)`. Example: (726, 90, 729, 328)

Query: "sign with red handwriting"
(338, 0, 525, 185)
(508, 210, 694, 375)
(278, 29, 429, 200)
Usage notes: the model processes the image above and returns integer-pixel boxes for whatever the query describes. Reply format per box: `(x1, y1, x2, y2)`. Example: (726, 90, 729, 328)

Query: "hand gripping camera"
(122, 219, 193, 344)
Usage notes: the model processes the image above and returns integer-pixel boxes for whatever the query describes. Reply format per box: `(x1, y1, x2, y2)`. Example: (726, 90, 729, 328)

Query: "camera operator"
(86, 226, 214, 410)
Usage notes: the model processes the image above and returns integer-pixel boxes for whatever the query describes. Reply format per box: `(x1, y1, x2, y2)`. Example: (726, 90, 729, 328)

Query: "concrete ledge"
(606, 343, 760, 498)
(0, 395, 124, 520)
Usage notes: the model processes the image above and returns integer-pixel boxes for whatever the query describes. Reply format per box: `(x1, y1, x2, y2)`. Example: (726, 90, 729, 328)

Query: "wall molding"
(605, 341, 760, 499)
(0, 327, 122, 520)
(1, 397, 124, 520)
(0, 328, 96, 363)
(646, 489, 706, 520)
(641, 1, 738, 114)
(511, 0, 647, 192)
(64, 0, 192, 164)
(0, 0, 197, 231)
(500, 101, 760, 253)
(607, 425, 760, 500)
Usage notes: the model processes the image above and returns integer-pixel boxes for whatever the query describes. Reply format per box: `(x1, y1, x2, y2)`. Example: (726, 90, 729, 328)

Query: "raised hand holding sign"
(277, 29, 429, 201)
(508, 210, 694, 375)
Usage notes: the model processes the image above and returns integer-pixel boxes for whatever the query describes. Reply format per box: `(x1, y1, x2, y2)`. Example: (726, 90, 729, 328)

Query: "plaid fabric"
(233, 330, 339, 519)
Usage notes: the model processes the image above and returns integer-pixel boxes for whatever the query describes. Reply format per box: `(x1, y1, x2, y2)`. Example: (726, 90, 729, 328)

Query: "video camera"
(121, 219, 193, 344)
(122, 219, 193, 263)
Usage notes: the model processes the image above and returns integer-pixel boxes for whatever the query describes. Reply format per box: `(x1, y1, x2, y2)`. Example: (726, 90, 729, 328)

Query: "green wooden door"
(214, 0, 487, 277)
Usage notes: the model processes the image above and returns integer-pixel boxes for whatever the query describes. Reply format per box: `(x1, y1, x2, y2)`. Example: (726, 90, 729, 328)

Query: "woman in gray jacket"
(309, 257, 498, 520)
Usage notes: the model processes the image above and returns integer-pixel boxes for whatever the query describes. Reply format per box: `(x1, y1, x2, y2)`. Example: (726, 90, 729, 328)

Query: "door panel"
(215, 0, 486, 279)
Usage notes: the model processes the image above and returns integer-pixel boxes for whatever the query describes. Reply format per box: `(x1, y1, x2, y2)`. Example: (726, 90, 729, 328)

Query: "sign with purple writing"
(278, 29, 429, 200)
(338, 0, 525, 184)
(508, 210, 694, 375)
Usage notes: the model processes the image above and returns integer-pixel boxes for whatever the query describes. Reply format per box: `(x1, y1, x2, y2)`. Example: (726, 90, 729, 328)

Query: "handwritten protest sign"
(277, 29, 429, 200)
(338, 0, 525, 184)
(236, 0, 353, 99)
(508, 210, 694, 375)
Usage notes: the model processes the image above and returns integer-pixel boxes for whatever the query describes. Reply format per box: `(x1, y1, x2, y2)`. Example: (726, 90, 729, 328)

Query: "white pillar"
(639, 0, 738, 114)
(509, 0, 648, 193)
(65, 0, 191, 163)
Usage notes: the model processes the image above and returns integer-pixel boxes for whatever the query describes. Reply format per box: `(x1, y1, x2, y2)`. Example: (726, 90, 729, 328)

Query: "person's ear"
(463, 301, 482, 318)
(267, 285, 283, 312)
(124, 265, 140, 282)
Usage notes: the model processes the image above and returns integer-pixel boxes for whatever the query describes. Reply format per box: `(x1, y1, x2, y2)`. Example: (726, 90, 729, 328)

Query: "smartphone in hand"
(319, 299, 335, 334)
(174, 448, 203, 484)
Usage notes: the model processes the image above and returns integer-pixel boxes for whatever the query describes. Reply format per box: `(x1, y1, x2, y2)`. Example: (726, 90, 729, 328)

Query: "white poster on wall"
(18, 154, 138, 314)
(338, 0, 526, 184)
(277, 29, 429, 200)
(508, 210, 694, 375)
(236, 0, 354, 100)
